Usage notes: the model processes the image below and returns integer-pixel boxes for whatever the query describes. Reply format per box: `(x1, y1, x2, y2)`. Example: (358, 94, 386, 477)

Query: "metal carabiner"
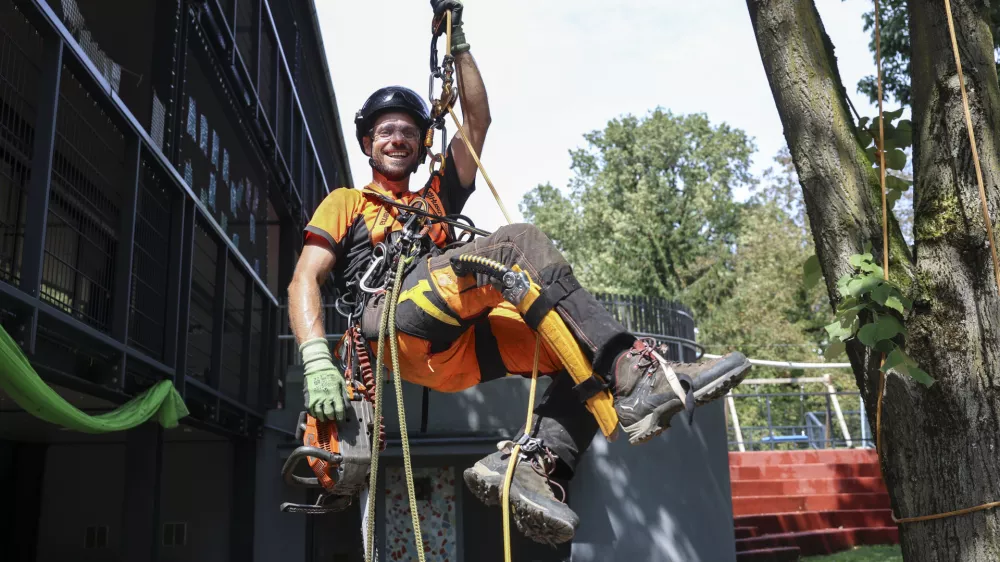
(359, 244, 387, 293)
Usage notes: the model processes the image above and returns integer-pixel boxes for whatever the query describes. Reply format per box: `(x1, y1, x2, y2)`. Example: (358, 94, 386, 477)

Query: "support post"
(122, 422, 163, 562)
(170, 199, 196, 396)
(824, 374, 852, 448)
(112, 139, 142, 347)
(18, 34, 62, 353)
(240, 272, 253, 402)
(727, 392, 745, 453)
(209, 243, 228, 389)
(229, 437, 257, 561)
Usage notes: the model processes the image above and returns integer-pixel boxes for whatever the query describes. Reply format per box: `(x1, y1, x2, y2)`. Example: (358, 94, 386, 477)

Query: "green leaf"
(887, 188, 903, 209)
(908, 366, 935, 387)
(850, 253, 874, 268)
(803, 255, 822, 290)
(873, 314, 905, 341)
(894, 119, 913, 148)
(858, 130, 873, 149)
(825, 319, 855, 342)
(884, 107, 905, 122)
(884, 295, 906, 314)
(860, 260, 884, 277)
(881, 347, 908, 372)
(847, 275, 882, 297)
(837, 273, 853, 297)
(871, 283, 893, 306)
(857, 323, 878, 347)
(824, 341, 846, 360)
(898, 294, 913, 310)
(886, 175, 911, 191)
(858, 116, 870, 130)
(839, 304, 867, 324)
(863, 241, 873, 253)
(866, 146, 878, 165)
(886, 148, 907, 170)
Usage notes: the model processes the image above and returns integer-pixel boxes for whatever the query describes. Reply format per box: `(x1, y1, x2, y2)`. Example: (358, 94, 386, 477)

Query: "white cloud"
(316, 0, 885, 233)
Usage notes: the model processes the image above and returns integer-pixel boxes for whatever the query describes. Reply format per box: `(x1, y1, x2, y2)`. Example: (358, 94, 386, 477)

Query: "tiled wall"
(385, 466, 458, 561)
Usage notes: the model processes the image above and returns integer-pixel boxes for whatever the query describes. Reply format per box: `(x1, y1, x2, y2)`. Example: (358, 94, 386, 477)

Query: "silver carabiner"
(359, 244, 387, 293)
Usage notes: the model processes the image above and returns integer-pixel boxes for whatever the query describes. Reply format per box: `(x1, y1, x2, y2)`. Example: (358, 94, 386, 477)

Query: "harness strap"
(523, 275, 581, 330)
(572, 375, 610, 403)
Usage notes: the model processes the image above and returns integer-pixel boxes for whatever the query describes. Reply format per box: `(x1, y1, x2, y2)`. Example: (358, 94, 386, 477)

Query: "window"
(163, 522, 188, 547)
(84, 525, 109, 548)
(413, 476, 432, 501)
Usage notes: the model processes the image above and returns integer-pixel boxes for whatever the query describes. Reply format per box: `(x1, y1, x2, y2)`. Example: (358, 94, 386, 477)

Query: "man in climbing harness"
(287, 0, 751, 546)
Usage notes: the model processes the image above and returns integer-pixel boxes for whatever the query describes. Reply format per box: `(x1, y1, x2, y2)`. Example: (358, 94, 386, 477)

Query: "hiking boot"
(613, 339, 751, 444)
(463, 438, 578, 546)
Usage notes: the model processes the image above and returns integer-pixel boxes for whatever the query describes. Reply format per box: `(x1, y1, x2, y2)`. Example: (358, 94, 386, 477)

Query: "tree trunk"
(748, 0, 1000, 560)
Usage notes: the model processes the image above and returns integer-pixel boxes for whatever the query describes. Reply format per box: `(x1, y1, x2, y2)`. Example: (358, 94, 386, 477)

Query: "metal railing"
(726, 388, 875, 451)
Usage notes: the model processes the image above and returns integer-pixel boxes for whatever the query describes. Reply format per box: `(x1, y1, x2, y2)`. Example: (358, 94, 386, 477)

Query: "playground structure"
(726, 375, 874, 452)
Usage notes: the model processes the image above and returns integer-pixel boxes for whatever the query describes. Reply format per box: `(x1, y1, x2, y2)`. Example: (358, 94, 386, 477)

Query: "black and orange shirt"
(304, 149, 475, 292)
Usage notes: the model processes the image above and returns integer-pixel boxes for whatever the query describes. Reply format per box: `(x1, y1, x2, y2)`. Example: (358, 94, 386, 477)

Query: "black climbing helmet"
(354, 86, 432, 157)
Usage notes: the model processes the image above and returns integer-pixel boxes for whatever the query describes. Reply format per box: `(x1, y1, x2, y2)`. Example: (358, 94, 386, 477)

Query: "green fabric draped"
(0, 324, 189, 433)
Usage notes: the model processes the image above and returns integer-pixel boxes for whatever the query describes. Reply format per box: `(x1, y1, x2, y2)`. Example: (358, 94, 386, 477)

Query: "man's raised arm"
(287, 240, 346, 422)
(433, 0, 490, 189)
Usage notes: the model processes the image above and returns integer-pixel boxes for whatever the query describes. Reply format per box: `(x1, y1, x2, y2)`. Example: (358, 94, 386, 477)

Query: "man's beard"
(370, 151, 416, 181)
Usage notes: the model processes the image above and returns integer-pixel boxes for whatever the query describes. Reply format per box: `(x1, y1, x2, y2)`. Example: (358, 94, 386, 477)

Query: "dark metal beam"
(240, 272, 253, 403)
(209, 244, 227, 389)
(229, 437, 257, 561)
(257, 298, 272, 409)
(171, 199, 196, 397)
(112, 138, 142, 349)
(185, 375, 263, 419)
(122, 423, 163, 562)
(18, 34, 62, 353)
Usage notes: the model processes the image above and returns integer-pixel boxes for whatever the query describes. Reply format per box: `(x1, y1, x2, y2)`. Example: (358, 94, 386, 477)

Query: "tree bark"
(748, 0, 1000, 560)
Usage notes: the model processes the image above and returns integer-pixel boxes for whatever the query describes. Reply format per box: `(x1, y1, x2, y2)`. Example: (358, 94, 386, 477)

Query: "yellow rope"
(874, 0, 888, 459)
(502, 336, 542, 561)
(365, 256, 426, 562)
(869, 0, 1000, 525)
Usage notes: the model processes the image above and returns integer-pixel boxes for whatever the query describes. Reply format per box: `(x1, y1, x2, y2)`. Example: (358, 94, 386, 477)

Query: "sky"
(315, 0, 884, 233)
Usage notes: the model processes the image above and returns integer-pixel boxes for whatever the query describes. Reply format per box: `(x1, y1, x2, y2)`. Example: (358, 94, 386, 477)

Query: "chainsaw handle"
(281, 446, 343, 488)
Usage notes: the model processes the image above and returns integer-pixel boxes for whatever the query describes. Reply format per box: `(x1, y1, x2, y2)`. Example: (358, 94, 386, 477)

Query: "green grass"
(803, 545, 903, 562)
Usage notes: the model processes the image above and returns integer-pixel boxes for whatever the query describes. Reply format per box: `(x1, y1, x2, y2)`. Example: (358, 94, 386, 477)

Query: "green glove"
(431, 0, 469, 53)
(300, 338, 346, 422)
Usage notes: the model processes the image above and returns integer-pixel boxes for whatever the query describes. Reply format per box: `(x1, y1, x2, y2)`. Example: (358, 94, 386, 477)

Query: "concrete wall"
(571, 401, 736, 562)
(36, 444, 126, 562)
(375, 374, 736, 561)
(34, 440, 235, 562)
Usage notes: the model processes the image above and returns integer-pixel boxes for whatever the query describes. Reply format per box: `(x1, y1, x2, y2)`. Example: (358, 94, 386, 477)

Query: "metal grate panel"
(221, 256, 244, 398)
(187, 218, 216, 380)
(128, 158, 172, 360)
(247, 289, 261, 406)
(258, 26, 273, 124)
(0, 2, 42, 286)
(234, 0, 254, 78)
(41, 66, 126, 332)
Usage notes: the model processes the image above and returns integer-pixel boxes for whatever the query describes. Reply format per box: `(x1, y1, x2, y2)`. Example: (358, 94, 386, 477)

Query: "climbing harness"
(870, 0, 1000, 525)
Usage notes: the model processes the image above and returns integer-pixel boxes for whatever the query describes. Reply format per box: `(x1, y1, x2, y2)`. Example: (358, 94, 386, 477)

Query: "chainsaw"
(279, 327, 385, 515)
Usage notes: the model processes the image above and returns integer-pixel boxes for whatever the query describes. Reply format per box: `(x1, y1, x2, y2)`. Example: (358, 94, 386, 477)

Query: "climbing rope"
(502, 336, 542, 559)
(870, 0, 1000, 525)
(430, 9, 537, 559)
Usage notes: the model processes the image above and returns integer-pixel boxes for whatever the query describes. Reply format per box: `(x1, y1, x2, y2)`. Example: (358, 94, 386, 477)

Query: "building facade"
(0, 1, 736, 561)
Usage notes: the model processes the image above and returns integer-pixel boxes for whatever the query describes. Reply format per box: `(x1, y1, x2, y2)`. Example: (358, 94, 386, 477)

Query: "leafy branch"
(804, 246, 934, 387)
(856, 107, 913, 209)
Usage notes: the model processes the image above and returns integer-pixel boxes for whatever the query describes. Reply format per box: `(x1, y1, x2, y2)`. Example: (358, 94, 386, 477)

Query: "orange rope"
(874, 0, 888, 459)
(872, 0, 1000, 525)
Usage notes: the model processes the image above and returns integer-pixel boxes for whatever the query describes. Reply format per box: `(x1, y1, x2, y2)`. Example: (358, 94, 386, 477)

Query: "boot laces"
(497, 437, 567, 503)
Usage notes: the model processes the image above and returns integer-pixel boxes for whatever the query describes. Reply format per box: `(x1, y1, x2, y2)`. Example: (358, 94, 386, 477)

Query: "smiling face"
(364, 111, 422, 181)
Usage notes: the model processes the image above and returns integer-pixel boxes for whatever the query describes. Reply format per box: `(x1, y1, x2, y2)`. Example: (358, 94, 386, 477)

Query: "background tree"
(522, 117, 842, 447)
(520, 109, 750, 305)
(748, 0, 1000, 559)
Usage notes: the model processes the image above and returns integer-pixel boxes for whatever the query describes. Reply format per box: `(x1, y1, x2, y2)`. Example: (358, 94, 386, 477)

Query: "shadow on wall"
(571, 402, 737, 562)
(381, 374, 556, 437)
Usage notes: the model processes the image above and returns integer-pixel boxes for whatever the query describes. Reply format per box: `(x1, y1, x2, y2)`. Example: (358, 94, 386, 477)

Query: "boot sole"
(463, 463, 576, 546)
(622, 357, 751, 445)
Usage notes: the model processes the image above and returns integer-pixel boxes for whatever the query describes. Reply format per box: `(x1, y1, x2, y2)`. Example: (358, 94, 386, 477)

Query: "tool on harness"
(449, 254, 622, 439)
(279, 327, 383, 515)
